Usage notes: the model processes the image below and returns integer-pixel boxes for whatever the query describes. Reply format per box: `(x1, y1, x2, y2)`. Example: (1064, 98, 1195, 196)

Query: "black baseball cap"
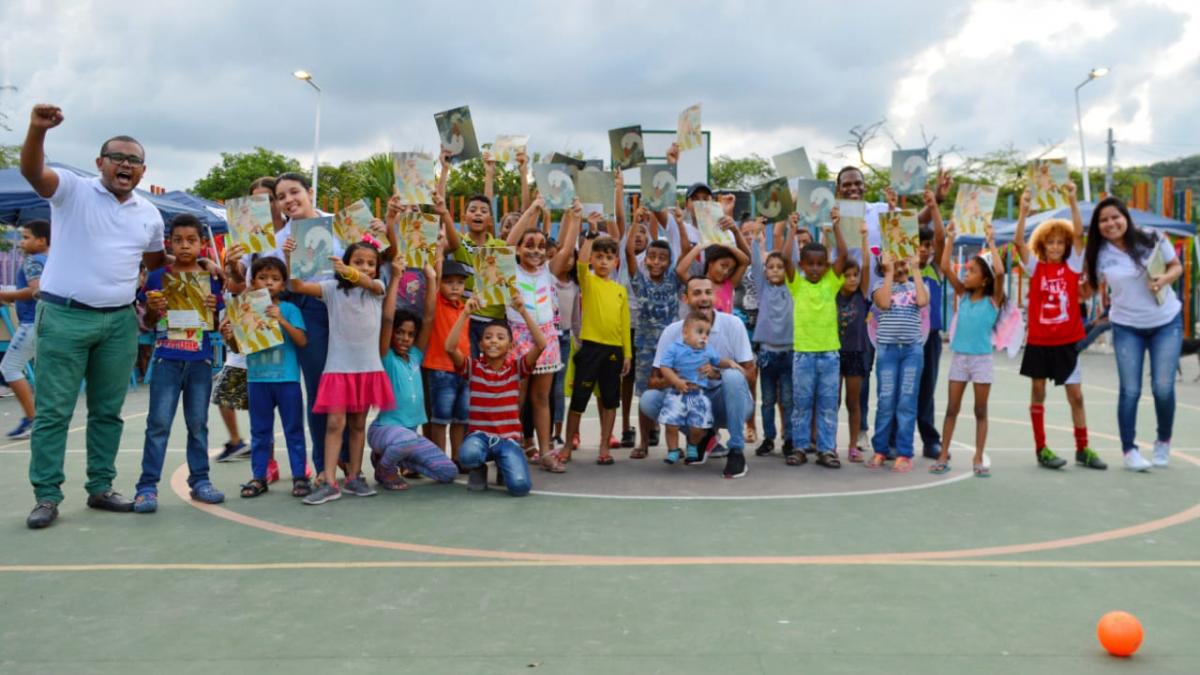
(441, 259, 472, 279)
(685, 182, 713, 200)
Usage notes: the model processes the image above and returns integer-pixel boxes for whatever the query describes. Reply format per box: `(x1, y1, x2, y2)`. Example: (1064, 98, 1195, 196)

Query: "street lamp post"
(1074, 67, 1109, 203)
(293, 70, 322, 202)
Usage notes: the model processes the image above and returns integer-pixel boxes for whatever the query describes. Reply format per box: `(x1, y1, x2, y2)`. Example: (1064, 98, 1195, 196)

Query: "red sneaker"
(266, 459, 280, 484)
(305, 463, 314, 479)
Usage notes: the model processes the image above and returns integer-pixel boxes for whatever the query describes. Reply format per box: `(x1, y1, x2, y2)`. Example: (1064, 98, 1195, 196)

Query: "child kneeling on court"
(657, 312, 727, 465)
(445, 295, 548, 496)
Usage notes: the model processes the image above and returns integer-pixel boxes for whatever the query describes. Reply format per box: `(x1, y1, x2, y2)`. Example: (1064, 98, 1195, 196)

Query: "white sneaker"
(0, 386, 12, 398)
(1152, 441, 1170, 468)
(981, 452, 992, 470)
(857, 430, 871, 451)
(1123, 449, 1152, 473)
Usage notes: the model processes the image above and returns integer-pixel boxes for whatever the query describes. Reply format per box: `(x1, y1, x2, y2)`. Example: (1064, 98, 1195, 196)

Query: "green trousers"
(29, 302, 138, 504)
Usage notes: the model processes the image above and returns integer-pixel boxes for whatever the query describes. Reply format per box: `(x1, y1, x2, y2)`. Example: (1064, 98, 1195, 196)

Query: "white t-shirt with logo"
(1097, 237, 1181, 328)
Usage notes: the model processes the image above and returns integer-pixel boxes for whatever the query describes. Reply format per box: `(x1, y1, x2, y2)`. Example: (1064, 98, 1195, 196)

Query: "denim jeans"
(1111, 313, 1182, 451)
(458, 431, 532, 496)
(871, 342, 924, 458)
(916, 331, 942, 450)
(757, 349, 793, 442)
(292, 295, 332, 470)
(551, 332, 571, 425)
(137, 358, 213, 492)
(638, 368, 754, 451)
(858, 342, 874, 432)
(791, 351, 840, 452)
(248, 381, 307, 480)
(426, 368, 469, 424)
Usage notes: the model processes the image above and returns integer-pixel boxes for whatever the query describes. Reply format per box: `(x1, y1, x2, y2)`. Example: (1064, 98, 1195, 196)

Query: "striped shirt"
(872, 280, 923, 345)
(466, 354, 532, 440)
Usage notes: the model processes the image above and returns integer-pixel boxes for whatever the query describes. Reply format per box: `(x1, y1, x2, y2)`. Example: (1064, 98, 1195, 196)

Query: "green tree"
(192, 147, 303, 201)
(814, 160, 831, 181)
(711, 154, 776, 190)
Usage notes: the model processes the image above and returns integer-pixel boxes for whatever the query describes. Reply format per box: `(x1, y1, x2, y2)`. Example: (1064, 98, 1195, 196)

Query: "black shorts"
(623, 329, 636, 380)
(1020, 343, 1079, 386)
(569, 341, 624, 413)
(839, 350, 867, 378)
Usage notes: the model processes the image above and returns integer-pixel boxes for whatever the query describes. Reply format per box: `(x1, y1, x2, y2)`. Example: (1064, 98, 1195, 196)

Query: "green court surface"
(2, 350, 1199, 674)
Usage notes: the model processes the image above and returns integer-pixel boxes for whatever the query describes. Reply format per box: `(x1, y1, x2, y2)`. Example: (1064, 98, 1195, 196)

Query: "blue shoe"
(684, 444, 701, 465)
(189, 481, 225, 504)
(214, 441, 248, 463)
(663, 449, 682, 465)
(6, 417, 32, 440)
(133, 490, 158, 514)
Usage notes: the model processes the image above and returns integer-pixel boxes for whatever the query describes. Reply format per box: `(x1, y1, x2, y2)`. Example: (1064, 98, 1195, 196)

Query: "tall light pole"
(293, 70, 322, 202)
(1075, 66, 1108, 204)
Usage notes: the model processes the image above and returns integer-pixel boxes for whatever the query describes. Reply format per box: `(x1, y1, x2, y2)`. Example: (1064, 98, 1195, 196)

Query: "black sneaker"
(723, 453, 748, 479)
(620, 428, 636, 448)
(781, 439, 794, 455)
(754, 439, 775, 456)
(215, 440, 249, 462)
(86, 490, 134, 512)
(467, 466, 488, 491)
(648, 426, 660, 447)
(1037, 447, 1067, 470)
(26, 501, 58, 529)
(922, 443, 942, 460)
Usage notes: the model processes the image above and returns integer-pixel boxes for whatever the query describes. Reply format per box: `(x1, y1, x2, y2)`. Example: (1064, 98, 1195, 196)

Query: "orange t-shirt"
(424, 293, 469, 373)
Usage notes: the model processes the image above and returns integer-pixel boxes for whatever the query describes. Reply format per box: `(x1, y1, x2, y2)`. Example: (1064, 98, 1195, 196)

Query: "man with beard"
(639, 276, 755, 478)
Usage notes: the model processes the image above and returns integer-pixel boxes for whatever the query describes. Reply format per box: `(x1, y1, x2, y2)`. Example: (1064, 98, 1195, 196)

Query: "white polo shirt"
(40, 169, 165, 308)
(654, 310, 754, 389)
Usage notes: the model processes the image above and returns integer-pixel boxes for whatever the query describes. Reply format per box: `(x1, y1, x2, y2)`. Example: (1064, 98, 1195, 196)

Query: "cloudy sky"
(3, 0, 1198, 190)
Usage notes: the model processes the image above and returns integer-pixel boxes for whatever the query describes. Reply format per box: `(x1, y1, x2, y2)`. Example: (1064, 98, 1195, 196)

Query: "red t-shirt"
(1025, 252, 1085, 346)
(466, 354, 532, 441)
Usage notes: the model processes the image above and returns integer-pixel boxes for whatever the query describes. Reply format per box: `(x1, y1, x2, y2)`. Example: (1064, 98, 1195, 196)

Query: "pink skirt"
(512, 320, 562, 375)
(313, 371, 396, 414)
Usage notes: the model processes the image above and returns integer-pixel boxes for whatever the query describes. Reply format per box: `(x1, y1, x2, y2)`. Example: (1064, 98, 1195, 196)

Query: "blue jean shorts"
(657, 389, 713, 429)
(426, 368, 468, 425)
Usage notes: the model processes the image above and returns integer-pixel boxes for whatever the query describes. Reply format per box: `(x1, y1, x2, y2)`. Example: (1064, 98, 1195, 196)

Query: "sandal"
(291, 478, 312, 497)
(540, 452, 566, 473)
(815, 452, 841, 469)
(630, 447, 649, 459)
(240, 478, 269, 498)
(973, 464, 991, 478)
(865, 453, 887, 469)
(596, 454, 615, 466)
(929, 462, 951, 475)
(847, 448, 864, 463)
(891, 457, 913, 473)
(785, 451, 807, 466)
(744, 425, 758, 445)
(525, 449, 542, 463)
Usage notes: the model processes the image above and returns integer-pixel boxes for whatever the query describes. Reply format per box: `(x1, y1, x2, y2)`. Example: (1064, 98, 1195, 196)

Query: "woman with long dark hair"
(1083, 197, 1184, 471)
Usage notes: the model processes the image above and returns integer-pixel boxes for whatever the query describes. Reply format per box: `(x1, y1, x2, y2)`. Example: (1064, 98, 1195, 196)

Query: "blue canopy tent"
(159, 190, 229, 231)
(0, 163, 226, 232)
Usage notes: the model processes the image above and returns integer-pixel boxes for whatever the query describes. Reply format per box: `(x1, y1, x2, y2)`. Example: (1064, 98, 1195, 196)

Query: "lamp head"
(1089, 67, 1110, 79)
(293, 70, 312, 81)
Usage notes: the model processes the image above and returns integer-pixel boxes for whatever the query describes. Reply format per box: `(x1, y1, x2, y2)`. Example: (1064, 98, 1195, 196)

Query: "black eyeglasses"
(102, 152, 145, 166)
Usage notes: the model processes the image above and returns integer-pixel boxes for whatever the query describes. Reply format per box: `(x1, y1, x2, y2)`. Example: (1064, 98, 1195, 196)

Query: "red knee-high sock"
(1074, 426, 1089, 452)
(1030, 404, 1046, 453)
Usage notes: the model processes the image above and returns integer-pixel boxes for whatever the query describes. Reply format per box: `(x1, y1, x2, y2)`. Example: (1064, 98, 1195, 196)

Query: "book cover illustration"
(772, 147, 814, 180)
(880, 209, 920, 260)
(752, 177, 796, 222)
(694, 201, 733, 246)
(641, 164, 678, 212)
(290, 216, 335, 280)
(1029, 158, 1070, 211)
(392, 152, 437, 205)
(399, 212, 440, 269)
(795, 179, 837, 232)
(891, 149, 929, 196)
(952, 183, 999, 235)
(434, 105, 480, 164)
(609, 125, 645, 170)
(1146, 244, 1169, 305)
(225, 194, 276, 254)
(677, 104, 702, 152)
(473, 246, 517, 307)
(163, 271, 213, 331)
(334, 199, 375, 247)
(532, 163, 576, 210)
(492, 134, 529, 166)
(226, 288, 283, 355)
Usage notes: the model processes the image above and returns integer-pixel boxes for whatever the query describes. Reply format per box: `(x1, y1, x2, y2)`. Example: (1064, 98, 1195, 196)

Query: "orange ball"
(1097, 611, 1143, 657)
